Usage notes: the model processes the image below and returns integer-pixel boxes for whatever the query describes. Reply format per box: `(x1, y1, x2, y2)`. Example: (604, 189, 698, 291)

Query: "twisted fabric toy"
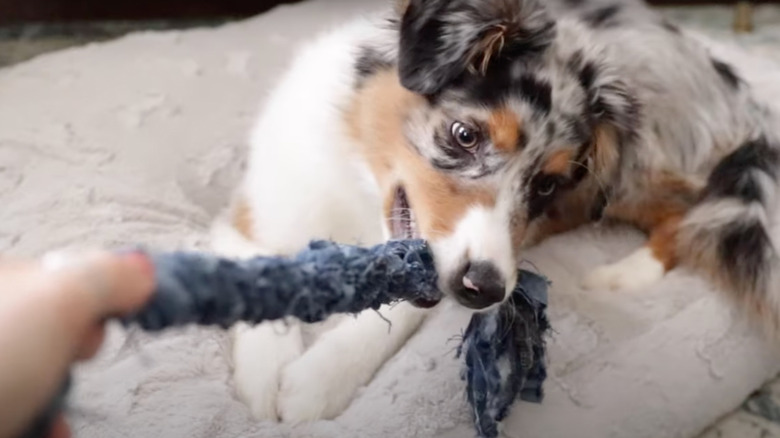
(24, 239, 549, 438)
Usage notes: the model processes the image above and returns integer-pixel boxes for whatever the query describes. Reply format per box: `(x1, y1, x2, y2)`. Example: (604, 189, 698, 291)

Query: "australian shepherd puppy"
(211, 0, 780, 424)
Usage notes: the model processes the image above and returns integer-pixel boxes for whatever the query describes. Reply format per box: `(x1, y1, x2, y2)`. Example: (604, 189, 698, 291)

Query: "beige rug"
(2, 2, 780, 437)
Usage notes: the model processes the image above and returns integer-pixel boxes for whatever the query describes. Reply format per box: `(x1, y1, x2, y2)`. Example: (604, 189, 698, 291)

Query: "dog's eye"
(537, 177, 557, 197)
(450, 121, 479, 149)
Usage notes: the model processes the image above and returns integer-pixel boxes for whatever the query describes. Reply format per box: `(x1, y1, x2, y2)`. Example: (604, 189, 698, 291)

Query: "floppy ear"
(575, 56, 641, 149)
(570, 54, 641, 178)
(398, 0, 555, 96)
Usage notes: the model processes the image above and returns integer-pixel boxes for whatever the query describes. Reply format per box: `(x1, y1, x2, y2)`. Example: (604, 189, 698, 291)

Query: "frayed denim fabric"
(26, 240, 549, 438)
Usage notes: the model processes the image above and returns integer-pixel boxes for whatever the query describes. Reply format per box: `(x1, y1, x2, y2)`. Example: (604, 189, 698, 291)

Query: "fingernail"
(120, 251, 155, 279)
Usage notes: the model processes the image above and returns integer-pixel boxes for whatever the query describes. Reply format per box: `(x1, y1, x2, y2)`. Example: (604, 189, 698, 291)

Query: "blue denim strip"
(458, 270, 550, 438)
(24, 240, 549, 438)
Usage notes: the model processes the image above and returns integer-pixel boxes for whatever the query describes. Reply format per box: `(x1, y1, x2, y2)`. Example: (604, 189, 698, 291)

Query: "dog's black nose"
(449, 261, 506, 309)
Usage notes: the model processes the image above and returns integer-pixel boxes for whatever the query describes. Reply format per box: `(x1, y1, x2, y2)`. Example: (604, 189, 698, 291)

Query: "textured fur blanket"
(1, 1, 780, 437)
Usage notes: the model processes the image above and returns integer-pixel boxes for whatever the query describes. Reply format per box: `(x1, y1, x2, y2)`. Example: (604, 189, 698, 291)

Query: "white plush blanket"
(2, 1, 780, 437)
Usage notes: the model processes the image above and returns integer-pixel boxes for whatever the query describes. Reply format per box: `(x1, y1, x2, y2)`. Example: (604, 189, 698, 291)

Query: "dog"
(210, 0, 780, 423)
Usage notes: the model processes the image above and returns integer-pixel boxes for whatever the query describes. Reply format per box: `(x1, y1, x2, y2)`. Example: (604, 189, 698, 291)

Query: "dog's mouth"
(389, 185, 420, 240)
(388, 186, 441, 309)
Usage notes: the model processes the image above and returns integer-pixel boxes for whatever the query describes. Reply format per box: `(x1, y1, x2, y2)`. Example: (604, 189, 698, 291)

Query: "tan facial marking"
(345, 69, 496, 241)
(403, 162, 496, 239)
(542, 149, 574, 176)
(487, 107, 521, 153)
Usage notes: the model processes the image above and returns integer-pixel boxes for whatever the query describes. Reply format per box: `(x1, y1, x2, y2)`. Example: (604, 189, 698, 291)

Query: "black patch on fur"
(355, 48, 394, 87)
(711, 57, 741, 90)
(568, 51, 641, 146)
(398, 0, 450, 95)
(564, 115, 591, 145)
(496, 21, 557, 61)
(661, 20, 681, 34)
(705, 137, 779, 203)
(589, 85, 614, 119)
(430, 157, 462, 171)
(459, 67, 552, 116)
(525, 163, 589, 221)
(571, 160, 588, 184)
(719, 220, 770, 292)
(356, 48, 393, 79)
(596, 84, 641, 145)
(412, 132, 463, 172)
(469, 162, 505, 179)
(568, 50, 600, 96)
(517, 75, 552, 115)
(590, 189, 609, 221)
(577, 60, 598, 91)
(567, 142, 595, 193)
(518, 130, 528, 150)
(398, 0, 555, 96)
(429, 129, 496, 174)
(545, 122, 556, 143)
(583, 5, 621, 28)
(434, 130, 469, 162)
(527, 173, 566, 220)
(461, 63, 515, 106)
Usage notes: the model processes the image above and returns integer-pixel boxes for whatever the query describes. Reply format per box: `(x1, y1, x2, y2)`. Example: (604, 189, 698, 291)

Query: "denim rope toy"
(25, 239, 549, 438)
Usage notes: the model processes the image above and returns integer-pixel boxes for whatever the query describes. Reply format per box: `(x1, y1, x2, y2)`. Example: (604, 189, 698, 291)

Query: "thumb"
(41, 250, 156, 323)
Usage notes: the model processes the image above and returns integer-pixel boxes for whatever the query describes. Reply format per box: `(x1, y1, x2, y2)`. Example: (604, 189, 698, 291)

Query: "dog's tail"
(677, 136, 780, 334)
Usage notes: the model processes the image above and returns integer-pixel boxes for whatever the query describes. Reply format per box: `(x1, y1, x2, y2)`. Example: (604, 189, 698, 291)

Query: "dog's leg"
(232, 322, 304, 420)
(210, 210, 306, 421)
(582, 172, 697, 292)
(582, 216, 682, 291)
(277, 302, 428, 422)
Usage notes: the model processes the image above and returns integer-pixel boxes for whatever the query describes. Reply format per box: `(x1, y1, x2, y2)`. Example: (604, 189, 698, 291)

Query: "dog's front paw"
(234, 366, 281, 421)
(277, 341, 362, 423)
(581, 247, 665, 291)
(232, 322, 304, 421)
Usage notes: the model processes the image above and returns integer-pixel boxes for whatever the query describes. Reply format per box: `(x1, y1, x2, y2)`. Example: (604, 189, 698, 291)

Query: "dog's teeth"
(409, 210, 420, 238)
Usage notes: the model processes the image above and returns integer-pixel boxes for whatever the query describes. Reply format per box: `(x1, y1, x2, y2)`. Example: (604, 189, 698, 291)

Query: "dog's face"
(389, 0, 639, 309)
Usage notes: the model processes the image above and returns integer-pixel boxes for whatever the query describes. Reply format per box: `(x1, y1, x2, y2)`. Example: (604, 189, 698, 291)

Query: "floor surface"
(0, 4, 778, 438)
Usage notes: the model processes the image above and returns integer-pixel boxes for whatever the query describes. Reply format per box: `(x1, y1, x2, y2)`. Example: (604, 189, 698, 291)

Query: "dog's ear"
(398, 0, 555, 96)
(571, 55, 641, 177)
(575, 56, 641, 150)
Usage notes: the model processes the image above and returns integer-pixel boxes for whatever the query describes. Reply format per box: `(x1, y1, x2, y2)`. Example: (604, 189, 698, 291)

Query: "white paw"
(234, 367, 280, 420)
(581, 247, 665, 291)
(232, 322, 304, 421)
(277, 341, 363, 423)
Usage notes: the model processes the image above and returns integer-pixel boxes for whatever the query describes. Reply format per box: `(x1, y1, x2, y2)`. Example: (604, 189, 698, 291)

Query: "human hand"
(0, 251, 155, 438)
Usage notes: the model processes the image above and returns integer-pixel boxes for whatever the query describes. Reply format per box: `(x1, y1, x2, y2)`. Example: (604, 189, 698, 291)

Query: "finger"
(0, 260, 41, 289)
(47, 414, 71, 438)
(85, 251, 156, 315)
(41, 250, 156, 319)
